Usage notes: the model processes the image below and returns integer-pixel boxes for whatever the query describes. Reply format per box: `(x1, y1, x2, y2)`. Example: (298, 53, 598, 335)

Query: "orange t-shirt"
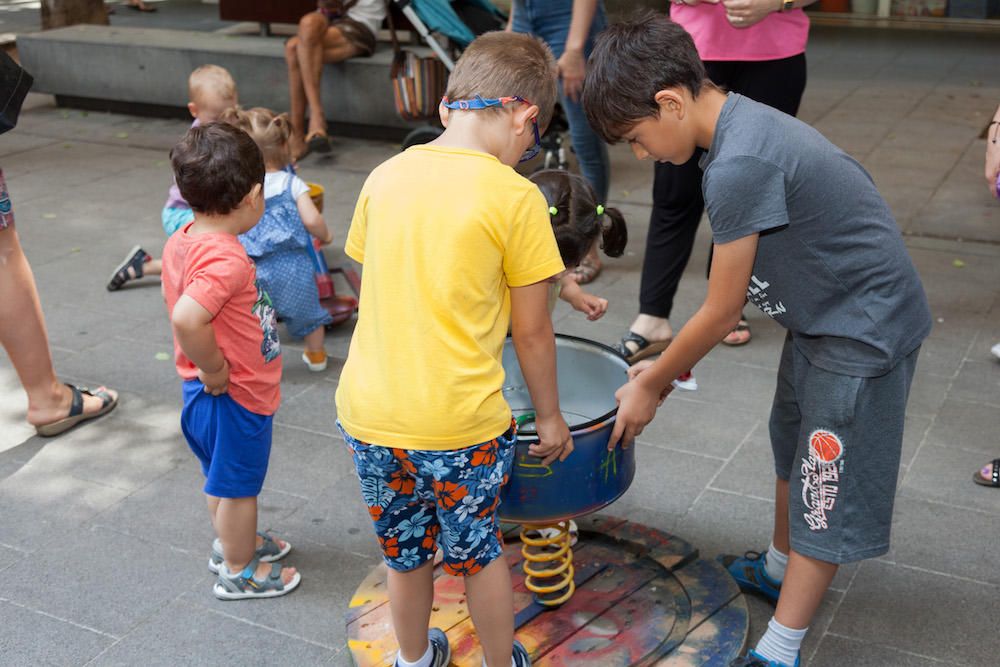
(161, 222, 282, 415)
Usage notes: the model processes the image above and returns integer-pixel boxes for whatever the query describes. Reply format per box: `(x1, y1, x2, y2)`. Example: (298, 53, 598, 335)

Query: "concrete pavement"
(1, 24, 999, 667)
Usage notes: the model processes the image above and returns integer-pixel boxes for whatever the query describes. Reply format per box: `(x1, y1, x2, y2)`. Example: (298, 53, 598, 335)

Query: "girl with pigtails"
(530, 169, 627, 321)
(221, 107, 336, 372)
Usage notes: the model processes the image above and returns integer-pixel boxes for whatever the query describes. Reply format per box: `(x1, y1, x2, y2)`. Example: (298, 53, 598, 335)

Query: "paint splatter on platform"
(346, 515, 748, 666)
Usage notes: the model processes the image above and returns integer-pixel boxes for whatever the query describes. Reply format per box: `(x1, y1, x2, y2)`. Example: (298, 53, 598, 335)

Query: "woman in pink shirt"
(616, 0, 815, 365)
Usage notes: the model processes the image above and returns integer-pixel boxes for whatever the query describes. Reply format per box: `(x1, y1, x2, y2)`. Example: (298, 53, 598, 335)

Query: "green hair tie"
(548, 206, 558, 216)
(596, 204, 605, 216)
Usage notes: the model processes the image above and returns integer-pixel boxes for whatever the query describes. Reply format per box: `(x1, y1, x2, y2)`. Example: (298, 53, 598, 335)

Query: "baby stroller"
(390, 0, 571, 170)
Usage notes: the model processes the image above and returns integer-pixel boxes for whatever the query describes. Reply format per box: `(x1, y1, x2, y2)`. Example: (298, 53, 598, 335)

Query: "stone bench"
(17, 24, 428, 138)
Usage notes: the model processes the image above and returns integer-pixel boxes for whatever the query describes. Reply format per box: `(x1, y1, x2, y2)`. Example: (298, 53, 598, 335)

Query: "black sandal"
(35, 384, 118, 437)
(615, 331, 671, 365)
(106, 245, 149, 291)
(973, 459, 1000, 487)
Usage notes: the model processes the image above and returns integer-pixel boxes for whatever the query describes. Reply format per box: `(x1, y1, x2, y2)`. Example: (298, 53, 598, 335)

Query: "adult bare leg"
(285, 35, 308, 159)
(0, 225, 114, 426)
(296, 12, 335, 141)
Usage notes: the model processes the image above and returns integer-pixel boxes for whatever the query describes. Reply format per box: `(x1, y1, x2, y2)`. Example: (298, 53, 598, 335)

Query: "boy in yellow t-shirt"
(335, 32, 571, 667)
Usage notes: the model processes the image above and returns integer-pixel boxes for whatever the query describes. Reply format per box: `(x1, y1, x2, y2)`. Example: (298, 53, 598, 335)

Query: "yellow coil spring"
(520, 521, 575, 607)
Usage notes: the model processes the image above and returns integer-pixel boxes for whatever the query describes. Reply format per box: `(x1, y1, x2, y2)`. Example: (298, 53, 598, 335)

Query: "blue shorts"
(181, 380, 273, 498)
(339, 421, 517, 576)
(162, 207, 195, 236)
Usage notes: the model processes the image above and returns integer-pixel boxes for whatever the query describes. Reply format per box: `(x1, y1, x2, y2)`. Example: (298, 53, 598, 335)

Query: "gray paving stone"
(927, 394, 997, 455)
(828, 560, 1000, 666)
(637, 394, 761, 460)
(0, 599, 114, 667)
(88, 599, 340, 667)
(900, 443, 1000, 514)
(264, 425, 354, 500)
(184, 545, 374, 651)
(274, 381, 342, 437)
(276, 479, 385, 559)
(945, 359, 1000, 407)
(678, 489, 774, 563)
(623, 442, 726, 521)
(710, 430, 779, 500)
(810, 635, 961, 667)
(2, 525, 207, 637)
(0, 458, 129, 552)
(881, 496, 1000, 586)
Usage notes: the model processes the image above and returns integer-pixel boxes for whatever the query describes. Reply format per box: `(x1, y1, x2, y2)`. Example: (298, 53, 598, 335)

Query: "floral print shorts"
(340, 420, 517, 576)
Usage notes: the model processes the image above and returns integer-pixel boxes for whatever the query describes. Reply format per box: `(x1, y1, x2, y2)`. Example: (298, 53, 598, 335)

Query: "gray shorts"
(769, 334, 920, 564)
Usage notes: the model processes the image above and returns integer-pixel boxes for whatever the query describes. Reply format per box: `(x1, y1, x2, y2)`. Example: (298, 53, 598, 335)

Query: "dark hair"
(446, 31, 559, 128)
(530, 170, 626, 267)
(582, 12, 710, 144)
(169, 121, 264, 216)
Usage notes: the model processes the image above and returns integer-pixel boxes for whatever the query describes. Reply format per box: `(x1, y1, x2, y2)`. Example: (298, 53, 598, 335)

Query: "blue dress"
(239, 175, 332, 339)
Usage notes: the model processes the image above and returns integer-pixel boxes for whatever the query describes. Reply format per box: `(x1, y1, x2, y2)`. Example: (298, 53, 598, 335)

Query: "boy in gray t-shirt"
(582, 15, 932, 667)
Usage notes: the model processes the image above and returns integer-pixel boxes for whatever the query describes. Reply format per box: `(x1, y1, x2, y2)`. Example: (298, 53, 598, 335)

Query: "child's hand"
(627, 360, 673, 406)
(607, 378, 662, 451)
(529, 414, 574, 466)
(199, 359, 230, 396)
(571, 292, 609, 321)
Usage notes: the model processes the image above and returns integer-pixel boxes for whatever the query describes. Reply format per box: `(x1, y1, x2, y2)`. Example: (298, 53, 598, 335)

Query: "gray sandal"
(213, 556, 301, 600)
(208, 531, 291, 573)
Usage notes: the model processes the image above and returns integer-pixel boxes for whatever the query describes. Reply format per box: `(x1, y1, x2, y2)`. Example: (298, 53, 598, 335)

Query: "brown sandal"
(722, 319, 751, 346)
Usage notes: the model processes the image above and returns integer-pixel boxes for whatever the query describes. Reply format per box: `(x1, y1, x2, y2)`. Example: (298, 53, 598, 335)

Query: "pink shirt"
(162, 223, 283, 415)
(671, 3, 809, 62)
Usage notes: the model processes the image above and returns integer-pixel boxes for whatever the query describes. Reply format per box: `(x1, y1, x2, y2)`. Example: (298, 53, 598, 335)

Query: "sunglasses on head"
(440, 95, 541, 163)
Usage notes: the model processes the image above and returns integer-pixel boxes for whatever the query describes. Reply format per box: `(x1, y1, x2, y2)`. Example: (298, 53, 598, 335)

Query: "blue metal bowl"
(498, 335, 635, 524)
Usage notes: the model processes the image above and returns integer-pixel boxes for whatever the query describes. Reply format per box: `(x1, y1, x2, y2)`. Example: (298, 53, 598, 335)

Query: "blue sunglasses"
(440, 95, 541, 163)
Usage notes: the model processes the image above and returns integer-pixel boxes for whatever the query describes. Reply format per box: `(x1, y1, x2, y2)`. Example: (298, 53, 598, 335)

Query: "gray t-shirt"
(701, 94, 931, 377)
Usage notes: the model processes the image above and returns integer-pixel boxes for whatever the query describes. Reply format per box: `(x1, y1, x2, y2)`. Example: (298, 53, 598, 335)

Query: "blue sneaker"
(729, 649, 800, 666)
(396, 628, 450, 667)
(717, 551, 782, 604)
(512, 639, 531, 667)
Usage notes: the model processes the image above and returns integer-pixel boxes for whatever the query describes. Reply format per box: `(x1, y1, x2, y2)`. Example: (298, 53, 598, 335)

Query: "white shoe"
(991, 342, 1000, 361)
(302, 351, 328, 372)
(672, 371, 698, 391)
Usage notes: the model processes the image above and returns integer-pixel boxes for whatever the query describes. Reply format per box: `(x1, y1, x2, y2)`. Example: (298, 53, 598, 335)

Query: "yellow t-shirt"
(335, 145, 565, 450)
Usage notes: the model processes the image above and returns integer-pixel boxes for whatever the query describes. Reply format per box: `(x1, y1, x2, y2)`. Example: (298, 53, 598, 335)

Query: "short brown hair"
(188, 64, 237, 105)
(170, 122, 264, 216)
(445, 31, 558, 127)
(582, 13, 710, 143)
(219, 106, 291, 168)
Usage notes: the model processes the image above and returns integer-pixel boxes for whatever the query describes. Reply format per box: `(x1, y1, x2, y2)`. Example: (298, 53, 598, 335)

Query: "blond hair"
(219, 106, 292, 169)
(188, 65, 237, 105)
(445, 32, 558, 127)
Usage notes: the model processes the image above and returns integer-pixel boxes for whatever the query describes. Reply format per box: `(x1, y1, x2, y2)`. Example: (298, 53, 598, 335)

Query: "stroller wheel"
(322, 295, 358, 328)
(401, 126, 443, 150)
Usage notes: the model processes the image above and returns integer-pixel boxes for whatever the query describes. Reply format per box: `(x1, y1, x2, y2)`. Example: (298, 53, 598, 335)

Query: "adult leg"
(297, 16, 360, 140)
(620, 153, 704, 354)
(285, 35, 308, 157)
(0, 225, 113, 426)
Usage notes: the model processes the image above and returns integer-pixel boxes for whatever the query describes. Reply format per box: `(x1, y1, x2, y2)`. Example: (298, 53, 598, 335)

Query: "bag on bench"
(386, 3, 447, 122)
(0, 51, 33, 135)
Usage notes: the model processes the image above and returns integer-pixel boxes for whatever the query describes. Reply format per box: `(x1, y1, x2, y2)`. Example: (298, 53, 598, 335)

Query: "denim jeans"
(512, 0, 610, 202)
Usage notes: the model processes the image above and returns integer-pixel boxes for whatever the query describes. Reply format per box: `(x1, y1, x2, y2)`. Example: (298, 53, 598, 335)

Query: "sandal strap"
(218, 557, 287, 594)
(616, 331, 650, 356)
(991, 459, 1000, 485)
(65, 384, 84, 418)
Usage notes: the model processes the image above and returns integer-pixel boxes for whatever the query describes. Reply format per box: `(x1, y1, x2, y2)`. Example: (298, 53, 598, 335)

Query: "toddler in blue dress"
(221, 107, 334, 371)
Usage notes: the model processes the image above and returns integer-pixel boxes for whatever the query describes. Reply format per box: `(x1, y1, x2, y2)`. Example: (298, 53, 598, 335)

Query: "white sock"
(479, 656, 517, 667)
(396, 642, 433, 667)
(764, 541, 788, 583)
(754, 617, 807, 666)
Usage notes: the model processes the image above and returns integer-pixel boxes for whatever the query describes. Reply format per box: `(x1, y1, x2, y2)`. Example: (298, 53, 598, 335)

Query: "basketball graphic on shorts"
(809, 430, 843, 464)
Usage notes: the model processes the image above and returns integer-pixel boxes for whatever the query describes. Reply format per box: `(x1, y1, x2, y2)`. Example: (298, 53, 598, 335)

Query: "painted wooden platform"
(346, 516, 749, 666)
